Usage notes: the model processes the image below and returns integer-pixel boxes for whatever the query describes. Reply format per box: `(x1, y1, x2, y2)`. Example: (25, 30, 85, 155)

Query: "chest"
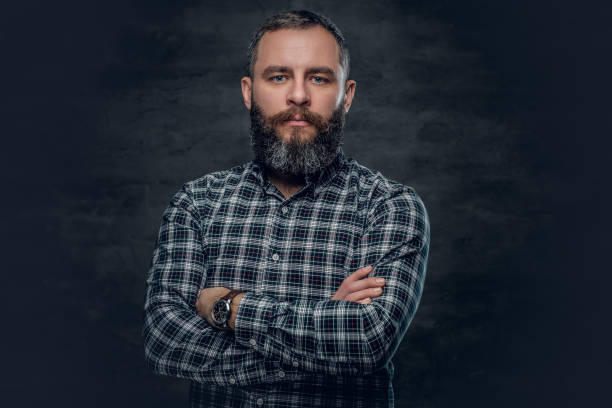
(203, 192, 364, 301)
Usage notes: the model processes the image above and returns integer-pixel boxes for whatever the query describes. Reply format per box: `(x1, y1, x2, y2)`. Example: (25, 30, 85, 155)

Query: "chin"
(279, 127, 316, 143)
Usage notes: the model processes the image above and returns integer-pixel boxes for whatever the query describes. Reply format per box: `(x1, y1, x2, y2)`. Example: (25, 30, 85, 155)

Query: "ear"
(241, 76, 252, 110)
(343, 80, 356, 113)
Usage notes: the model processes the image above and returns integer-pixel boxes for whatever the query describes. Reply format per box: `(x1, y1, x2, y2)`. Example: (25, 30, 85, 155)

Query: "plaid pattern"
(143, 148, 430, 407)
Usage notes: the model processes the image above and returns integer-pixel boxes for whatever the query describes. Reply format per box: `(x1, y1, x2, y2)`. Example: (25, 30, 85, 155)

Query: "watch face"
(212, 299, 230, 325)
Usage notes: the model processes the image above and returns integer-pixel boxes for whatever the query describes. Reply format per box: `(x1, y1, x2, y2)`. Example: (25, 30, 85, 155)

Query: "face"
(241, 26, 356, 176)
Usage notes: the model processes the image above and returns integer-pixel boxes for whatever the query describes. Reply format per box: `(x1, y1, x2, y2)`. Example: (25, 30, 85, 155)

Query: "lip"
(284, 119, 312, 127)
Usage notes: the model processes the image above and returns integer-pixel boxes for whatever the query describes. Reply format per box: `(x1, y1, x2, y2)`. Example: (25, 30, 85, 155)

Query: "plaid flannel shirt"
(143, 148, 430, 407)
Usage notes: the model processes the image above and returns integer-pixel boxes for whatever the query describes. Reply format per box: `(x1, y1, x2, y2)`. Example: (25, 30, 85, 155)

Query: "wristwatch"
(211, 289, 243, 330)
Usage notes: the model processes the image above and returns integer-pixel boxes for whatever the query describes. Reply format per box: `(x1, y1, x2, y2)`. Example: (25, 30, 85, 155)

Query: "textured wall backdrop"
(3, 0, 606, 407)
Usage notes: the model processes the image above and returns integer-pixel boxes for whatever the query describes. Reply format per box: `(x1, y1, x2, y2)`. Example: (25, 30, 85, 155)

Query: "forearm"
(232, 293, 375, 375)
(144, 284, 298, 386)
(199, 285, 381, 375)
(230, 262, 424, 377)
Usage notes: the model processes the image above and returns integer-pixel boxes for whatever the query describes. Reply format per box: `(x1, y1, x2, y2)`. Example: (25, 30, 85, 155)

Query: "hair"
(246, 10, 350, 80)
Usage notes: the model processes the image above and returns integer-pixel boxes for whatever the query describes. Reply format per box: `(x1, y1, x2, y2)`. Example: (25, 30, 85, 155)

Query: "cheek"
(313, 92, 342, 117)
(253, 84, 286, 113)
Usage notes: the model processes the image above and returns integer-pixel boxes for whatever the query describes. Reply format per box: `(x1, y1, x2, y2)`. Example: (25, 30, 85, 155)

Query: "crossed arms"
(143, 183, 429, 386)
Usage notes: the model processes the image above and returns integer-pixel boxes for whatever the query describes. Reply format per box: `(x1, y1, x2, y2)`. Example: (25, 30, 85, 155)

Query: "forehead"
(254, 26, 341, 73)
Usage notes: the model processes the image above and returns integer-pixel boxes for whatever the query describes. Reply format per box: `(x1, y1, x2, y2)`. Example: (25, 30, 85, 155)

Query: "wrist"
(228, 292, 245, 330)
(210, 289, 243, 330)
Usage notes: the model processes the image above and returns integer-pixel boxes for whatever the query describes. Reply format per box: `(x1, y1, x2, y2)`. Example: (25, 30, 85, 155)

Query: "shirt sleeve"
(233, 186, 430, 376)
(143, 184, 283, 386)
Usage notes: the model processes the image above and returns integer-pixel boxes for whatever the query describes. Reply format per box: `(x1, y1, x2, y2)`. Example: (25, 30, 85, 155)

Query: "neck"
(266, 169, 306, 199)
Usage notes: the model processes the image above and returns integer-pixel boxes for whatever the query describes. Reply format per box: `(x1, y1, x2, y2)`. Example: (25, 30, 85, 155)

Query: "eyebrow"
(261, 65, 337, 78)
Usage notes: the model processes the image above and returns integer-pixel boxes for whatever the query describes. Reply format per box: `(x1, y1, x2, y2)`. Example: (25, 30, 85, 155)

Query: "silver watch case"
(212, 298, 231, 327)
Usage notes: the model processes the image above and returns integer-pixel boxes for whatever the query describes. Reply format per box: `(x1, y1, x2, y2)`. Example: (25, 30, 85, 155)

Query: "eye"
(270, 75, 286, 83)
(312, 76, 328, 84)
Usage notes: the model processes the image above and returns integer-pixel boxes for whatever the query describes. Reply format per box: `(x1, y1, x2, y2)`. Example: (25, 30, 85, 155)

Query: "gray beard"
(249, 100, 345, 177)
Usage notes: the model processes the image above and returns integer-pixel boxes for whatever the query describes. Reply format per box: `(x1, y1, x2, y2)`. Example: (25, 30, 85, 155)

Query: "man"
(143, 10, 430, 408)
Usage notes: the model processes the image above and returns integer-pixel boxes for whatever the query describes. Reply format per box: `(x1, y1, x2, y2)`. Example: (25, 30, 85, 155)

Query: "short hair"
(246, 10, 350, 80)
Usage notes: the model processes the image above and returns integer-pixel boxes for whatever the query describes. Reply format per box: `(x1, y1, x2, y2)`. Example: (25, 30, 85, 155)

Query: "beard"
(249, 97, 345, 177)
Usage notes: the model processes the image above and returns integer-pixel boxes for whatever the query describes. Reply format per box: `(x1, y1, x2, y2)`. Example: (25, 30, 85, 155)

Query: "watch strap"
(221, 289, 243, 302)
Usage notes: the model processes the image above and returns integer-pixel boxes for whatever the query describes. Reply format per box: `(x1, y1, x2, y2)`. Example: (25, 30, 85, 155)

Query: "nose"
(287, 79, 310, 107)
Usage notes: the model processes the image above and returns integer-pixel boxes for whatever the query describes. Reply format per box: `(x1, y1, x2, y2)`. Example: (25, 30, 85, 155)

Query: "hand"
(330, 265, 385, 304)
(195, 287, 231, 327)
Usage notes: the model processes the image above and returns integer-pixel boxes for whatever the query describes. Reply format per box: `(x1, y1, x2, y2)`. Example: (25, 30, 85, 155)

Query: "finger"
(332, 266, 374, 301)
(357, 298, 372, 304)
(333, 267, 374, 299)
(347, 276, 385, 293)
(345, 265, 373, 282)
(345, 286, 383, 302)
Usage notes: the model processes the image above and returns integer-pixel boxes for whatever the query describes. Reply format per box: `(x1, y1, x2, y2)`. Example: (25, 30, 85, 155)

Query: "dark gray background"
(2, 0, 609, 407)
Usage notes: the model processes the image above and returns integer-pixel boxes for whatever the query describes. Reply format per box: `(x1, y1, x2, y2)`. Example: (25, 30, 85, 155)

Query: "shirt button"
(249, 338, 257, 346)
(229, 377, 236, 384)
(292, 360, 299, 368)
(256, 398, 264, 406)
(278, 370, 285, 378)
(272, 253, 279, 261)
(281, 207, 288, 214)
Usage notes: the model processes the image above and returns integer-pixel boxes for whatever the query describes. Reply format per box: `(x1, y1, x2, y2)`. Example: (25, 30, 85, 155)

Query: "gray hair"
(246, 10, 350, 80)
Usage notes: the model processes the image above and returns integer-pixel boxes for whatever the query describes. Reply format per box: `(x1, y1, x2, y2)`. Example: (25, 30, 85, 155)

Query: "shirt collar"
(249, 147, 347, 198)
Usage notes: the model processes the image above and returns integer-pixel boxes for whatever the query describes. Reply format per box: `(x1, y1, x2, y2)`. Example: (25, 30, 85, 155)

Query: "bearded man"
(143, 10, 430, 408)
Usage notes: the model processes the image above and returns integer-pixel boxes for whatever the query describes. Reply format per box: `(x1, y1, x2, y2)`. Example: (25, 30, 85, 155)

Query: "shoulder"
(343, 159, 429, 250)
(343, 157, 427, 221)
(179, 162, 255, 199)
(166, 162, 256, 219)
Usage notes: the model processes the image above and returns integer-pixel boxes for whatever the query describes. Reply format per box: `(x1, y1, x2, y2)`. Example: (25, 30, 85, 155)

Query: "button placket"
(257, 198, 275, 293)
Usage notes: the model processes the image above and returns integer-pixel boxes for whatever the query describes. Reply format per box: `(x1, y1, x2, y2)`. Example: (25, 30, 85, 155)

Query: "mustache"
(265, 106, 328, 130)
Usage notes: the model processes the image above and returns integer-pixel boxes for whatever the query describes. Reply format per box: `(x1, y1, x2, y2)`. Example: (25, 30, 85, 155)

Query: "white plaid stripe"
(143, 148, 429, 407)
